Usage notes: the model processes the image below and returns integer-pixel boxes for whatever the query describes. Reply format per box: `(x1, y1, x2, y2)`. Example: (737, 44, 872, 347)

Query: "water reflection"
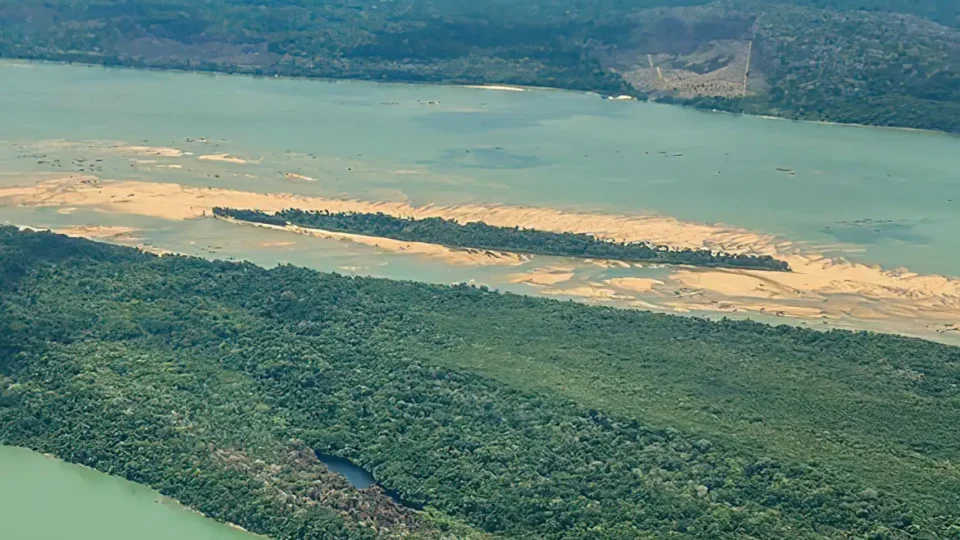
(315, 453, 376, 489)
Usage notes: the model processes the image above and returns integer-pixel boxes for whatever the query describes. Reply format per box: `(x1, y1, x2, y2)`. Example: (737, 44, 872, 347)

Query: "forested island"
(214, 207, 790, 271)
(1, 0, 957, 133)
(2, 226, 958, 539)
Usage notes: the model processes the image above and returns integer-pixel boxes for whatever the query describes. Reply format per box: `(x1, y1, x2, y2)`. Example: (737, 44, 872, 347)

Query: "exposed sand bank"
(0, 176, 783, 253)
(120, 145, 184, 158)
(462, 85, 526, 92)
(605, 277, 664, 293)
(198, 153, 260, 165)
(13, 139, 187, 159)
(509, 267, 576, 286)
(542, 284, 628, 301)
(222, 217, 529, 267)
(2, 175, 958, 343)
(53, 225, 138, 240)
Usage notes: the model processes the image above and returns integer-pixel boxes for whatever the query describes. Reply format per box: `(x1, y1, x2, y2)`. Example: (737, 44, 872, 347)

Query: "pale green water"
(0, 61, 958, 344)
(0, 445, 259, 540)
(1, 61, 958, 275)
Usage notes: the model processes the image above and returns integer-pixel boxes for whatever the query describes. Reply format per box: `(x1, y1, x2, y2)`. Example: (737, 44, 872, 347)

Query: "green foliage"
(2, 227, 959, 539)
(214, 207, 790, 271)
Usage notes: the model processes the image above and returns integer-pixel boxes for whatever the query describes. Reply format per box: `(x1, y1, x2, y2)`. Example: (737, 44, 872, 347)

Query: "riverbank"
(3, 58, 956, 137)
(3, 175, 959, 345)
(0, 445, 261, 540)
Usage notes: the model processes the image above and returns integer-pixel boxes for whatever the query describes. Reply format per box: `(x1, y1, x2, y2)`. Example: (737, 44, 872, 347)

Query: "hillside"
(0, 0, 957, 132)
(2, 227, 958, 538)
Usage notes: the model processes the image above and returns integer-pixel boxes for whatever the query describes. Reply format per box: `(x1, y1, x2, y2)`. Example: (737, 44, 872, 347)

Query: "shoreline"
(748, 114, 952, 137)
(4, 176, 959, 345)
(2, 57, 954, 137)
(8, 217, 959, 346)
(4, 446, 263, 538)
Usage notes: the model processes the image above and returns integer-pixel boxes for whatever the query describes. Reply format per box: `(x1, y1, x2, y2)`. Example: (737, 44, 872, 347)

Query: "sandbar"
(509, 268, 576, 287)
(116, 145, 184, 158)
(542, 284, 627, 300)
(223, 217, 529, 267)
(462, 85, 525, 92)
(199, 153, 260, 165)
(605, 277, 664, 293)
(53, 225, 138, 240)
(3, 175, 960, 343)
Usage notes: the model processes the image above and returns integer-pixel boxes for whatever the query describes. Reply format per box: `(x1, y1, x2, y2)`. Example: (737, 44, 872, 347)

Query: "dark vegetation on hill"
(0, 0, 957, 132)
(214, 207, 791, 271)
(2, 227, 958, 539)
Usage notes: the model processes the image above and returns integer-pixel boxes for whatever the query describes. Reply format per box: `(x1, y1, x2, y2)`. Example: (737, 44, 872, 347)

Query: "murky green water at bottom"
(0, 445, 258, 540)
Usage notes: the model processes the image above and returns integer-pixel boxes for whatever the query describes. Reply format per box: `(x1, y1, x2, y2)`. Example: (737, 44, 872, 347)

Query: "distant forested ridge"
(2, 226, 959, 539)
(0, 0, 957, 132)
(214, 207, 791, 271)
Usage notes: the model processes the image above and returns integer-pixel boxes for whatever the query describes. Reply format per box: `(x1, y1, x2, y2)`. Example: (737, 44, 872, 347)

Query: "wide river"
(0, 445, 258, 539)
(0, 60, 958, 342)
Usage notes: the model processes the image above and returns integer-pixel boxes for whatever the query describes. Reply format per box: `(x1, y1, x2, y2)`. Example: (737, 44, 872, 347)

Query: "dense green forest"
(0, 0, 957, 132)
(2, 226, 958, 539)
(214, 207, 790, 271)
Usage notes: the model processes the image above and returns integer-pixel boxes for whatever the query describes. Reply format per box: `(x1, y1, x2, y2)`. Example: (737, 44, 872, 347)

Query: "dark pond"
(315, 452, 424, 509)
(315, 453, 376, 489)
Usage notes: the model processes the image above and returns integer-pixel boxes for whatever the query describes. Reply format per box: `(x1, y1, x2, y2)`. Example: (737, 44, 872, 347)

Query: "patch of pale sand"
(57, 207, 77, 215)
(541, 284, 630, 301)
(4, 177, 960, 320)
(585, 258, 632, 269)
(667, 268, 815, 299)
(737, 303, 830, 319)
(134, 244, 176, 256)
(53, 225, 138, 240)
(659, 300, 829, 320)
(629, 299, 663, 310)
(670, 254, 960, 309)
(115, 145, 184, 158)
(605, 277, 664, 293)
(157, 164, 183, 169)
(2, 178, 741, 259)
(21, 140, 185, 158)
(225, 218, 528, 267)
(285, 173, 318, 182)
(462, 85, 526, 92)
(509, 267, 576, 287)
(259, 241, 297, 248)
(199, 153, 261, 165)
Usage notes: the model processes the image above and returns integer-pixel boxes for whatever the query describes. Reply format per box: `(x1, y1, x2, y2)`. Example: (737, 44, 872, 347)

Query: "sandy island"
(2, 175, 958, 342)
(119, 145, 184, 158)
(222, 217, 529, 267)
(198, 153, 261, 165)
(509, 267, 576, 286)
(462, 85, 526, 92)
